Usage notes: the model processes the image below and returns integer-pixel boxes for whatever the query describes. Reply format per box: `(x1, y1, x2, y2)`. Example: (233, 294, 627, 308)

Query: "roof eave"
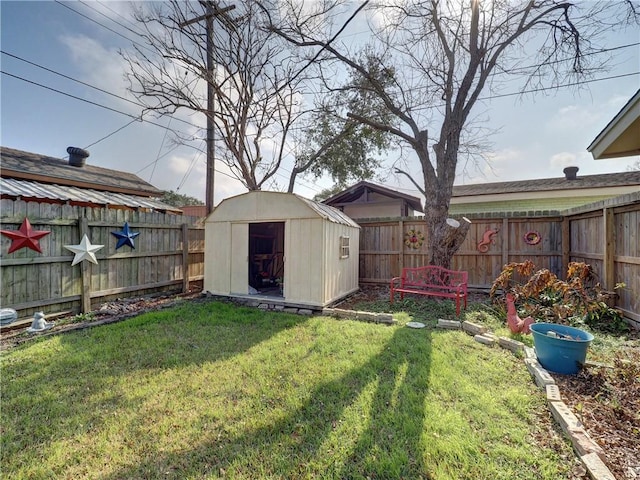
(588, 89, 640, 160)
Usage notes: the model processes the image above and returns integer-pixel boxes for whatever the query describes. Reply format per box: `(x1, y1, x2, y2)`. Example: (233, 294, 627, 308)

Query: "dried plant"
(490, 261, 627, 332)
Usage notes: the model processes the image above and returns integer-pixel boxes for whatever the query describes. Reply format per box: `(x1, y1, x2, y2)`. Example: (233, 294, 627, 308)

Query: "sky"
(1, 1, 639, 206)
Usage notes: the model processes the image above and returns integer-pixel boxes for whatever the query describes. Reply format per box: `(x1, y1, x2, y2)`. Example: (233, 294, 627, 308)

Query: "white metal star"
(64, 234, 104, 266)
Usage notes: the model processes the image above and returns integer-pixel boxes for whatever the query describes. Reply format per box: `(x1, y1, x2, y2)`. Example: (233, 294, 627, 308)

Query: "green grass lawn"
(1, 299, 580, 479)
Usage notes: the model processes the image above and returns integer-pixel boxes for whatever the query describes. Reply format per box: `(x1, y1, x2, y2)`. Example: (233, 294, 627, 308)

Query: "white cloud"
(549, 151, 577, 169)
(59, 34, 136, 114)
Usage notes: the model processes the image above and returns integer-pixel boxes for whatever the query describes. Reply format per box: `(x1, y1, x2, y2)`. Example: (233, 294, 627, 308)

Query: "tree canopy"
(269, 0, 639, 267)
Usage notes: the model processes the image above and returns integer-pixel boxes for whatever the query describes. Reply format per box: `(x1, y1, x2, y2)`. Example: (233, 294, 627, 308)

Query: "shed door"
(230, 223, 248, 294)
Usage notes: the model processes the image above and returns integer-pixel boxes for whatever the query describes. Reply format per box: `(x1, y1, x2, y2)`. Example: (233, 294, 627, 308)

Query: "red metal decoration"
(477, 228, 499, 253)
(524, 230, 541, 245)
(0, 218, 51, 254)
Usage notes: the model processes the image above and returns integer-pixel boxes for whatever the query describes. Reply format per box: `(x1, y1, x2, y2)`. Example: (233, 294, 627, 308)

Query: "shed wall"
(322, 220, 360, 304)
(204, 221, 230, 294)
(285, 218, 325, 305)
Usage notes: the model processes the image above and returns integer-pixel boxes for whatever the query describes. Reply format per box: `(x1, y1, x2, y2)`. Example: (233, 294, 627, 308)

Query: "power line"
(1, 50, 142, 109)
(0, 70, 196, 139)
(53, 0, 152, 54)
(149, 116, 173, 183)
(79, 0, 147, 41)
(1, 50, 206, 135)
(83, 117, 142, 150)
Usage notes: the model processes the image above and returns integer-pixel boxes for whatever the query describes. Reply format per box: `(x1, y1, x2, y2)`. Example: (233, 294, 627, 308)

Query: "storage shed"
(204, 191, 360, 308)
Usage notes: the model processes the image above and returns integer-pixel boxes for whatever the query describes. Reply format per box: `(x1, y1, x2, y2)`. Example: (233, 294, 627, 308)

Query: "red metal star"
(0, 218, 51, 254)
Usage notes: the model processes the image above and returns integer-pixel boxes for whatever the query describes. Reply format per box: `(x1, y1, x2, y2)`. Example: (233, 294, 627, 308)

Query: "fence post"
(398, 219, 404, 273)
(501, 218, 509, 268)
(561, 217, 570, 278)
(182, 223, 189, 293)
(603, 208, 615, 290)
(79, 216, 92, 313)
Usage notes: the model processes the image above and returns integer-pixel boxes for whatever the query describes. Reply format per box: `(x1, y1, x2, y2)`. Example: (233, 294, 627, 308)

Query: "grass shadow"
(0, 300, 306, 469)
(96, 319, 433, 479)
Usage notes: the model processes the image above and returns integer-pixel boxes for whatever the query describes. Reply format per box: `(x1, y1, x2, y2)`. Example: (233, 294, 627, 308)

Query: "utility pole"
(180, 2, 235, 215)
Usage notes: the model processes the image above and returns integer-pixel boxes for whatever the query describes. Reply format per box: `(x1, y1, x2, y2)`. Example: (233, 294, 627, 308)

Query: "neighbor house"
(448, 168, 640, 216)
(322, 181, 423, 219)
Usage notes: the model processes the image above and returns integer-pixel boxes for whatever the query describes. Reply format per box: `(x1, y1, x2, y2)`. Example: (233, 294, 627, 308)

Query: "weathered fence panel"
(1, 199, 204, 318)
(564, 195, 640, 323)
(358, 216, 565, 287)
(357, 192, 639, 321)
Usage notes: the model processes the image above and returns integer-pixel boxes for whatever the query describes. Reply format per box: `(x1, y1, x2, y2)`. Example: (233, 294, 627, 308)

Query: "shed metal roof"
(0, 178, 182, 213)
(298, 195, 360, 228)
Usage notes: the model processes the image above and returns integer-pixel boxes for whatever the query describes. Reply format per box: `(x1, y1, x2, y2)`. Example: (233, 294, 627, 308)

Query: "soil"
(2, 286, 638, 479)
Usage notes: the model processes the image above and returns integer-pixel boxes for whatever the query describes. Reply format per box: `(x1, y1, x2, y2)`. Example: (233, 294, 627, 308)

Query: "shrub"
(490, 261, 628, 333)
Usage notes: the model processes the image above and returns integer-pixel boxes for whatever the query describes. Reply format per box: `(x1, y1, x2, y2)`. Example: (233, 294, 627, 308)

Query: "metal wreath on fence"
(405, 229, 425, 249)
(524, 230, 541, 245)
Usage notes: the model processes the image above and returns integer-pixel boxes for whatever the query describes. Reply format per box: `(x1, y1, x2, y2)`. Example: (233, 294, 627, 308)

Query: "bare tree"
(269, 0, 639, 268)
(121, 1, 313, 193)
(122, 0, 389, 199)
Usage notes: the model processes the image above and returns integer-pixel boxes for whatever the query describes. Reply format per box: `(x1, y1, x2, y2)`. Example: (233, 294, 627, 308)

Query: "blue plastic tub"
(530, 322, 594, 375)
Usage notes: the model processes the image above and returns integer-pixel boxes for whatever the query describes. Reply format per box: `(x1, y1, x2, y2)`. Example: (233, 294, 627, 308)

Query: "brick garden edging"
(437, 319, 616, 480)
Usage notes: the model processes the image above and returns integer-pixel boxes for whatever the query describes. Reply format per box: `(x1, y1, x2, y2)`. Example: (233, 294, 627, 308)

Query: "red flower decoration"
(1, 218, 51, 254)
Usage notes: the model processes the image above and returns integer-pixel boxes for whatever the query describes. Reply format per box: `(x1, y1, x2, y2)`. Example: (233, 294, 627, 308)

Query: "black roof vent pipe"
(563, 166, 579, 180)
(67, 146, 90, 167)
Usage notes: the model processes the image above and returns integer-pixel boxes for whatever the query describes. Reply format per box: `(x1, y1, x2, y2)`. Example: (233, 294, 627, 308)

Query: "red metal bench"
(390, 266, 468, 316)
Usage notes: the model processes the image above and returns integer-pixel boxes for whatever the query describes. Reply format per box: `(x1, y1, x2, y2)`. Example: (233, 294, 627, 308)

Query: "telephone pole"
(180, 2, 235, 214)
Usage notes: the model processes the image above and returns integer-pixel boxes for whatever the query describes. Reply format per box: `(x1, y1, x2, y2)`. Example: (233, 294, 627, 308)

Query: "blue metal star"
(111, 222, 140, 250)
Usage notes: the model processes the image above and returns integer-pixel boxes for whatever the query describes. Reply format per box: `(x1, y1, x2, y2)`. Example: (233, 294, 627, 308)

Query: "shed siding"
(204, 221, 231, 294)
(230, 223, 249, 294)
(323, 221, 360, 304)
(285, 218, 324, 305)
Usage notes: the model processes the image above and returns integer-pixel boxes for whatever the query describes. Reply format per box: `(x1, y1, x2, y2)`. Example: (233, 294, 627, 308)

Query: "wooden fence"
(358, 192, 639, 322)
(3, 192, 637, 323)
(1, 199, 204, 319)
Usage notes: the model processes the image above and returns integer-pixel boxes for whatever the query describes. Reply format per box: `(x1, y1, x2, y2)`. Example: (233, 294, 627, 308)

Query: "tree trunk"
(426, 214, 471, 269)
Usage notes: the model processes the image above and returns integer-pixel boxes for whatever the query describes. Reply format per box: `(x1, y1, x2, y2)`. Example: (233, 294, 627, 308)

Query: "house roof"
(0, 146, 163, 197)
(0, 177, 182, 213)
(322, 180, 424, 213)
(588, 89, 640, 159)
(452, 170, 640, 198)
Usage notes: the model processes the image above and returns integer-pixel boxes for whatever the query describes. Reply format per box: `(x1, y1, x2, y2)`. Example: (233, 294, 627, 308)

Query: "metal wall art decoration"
(111, 222, 140, 250)
(524, 230, 541, 245)
(404, 229, 424, 249)
(64, 234, 104, 265)
(477, 228, 499, 253)
(0, 218, 51, 254)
